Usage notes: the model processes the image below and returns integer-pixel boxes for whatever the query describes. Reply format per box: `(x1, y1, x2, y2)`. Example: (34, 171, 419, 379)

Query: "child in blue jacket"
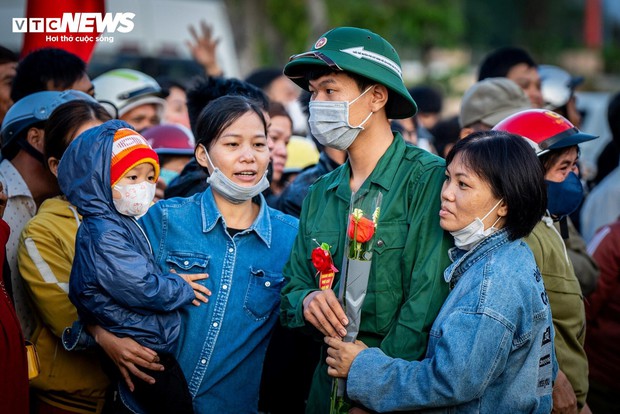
(58, 120, 209, 413)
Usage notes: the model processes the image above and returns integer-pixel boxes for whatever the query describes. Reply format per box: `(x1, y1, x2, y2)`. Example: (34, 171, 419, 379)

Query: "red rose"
(347, 216, 375, 243)
(312, 246, 335, 273)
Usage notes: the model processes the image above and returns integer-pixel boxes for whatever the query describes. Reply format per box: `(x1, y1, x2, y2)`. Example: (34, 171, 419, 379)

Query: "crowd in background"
(0, 20, 619, 414)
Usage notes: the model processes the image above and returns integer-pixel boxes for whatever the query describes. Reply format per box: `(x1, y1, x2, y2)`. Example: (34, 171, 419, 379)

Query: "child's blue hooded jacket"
(57, 120, 195, 353)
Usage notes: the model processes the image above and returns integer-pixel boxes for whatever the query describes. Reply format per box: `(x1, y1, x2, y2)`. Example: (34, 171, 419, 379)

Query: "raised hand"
(186, 20, 223, 77)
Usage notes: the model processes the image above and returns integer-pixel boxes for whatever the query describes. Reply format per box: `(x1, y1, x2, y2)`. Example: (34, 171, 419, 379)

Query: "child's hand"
(175, 271, 211, 306)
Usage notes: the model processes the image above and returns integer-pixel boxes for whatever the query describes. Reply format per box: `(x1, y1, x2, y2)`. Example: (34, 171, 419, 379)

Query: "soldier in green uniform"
(280, 26, 452, 413)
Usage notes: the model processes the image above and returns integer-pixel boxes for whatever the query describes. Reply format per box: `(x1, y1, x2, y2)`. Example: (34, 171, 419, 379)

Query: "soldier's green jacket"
(280, 134, 453, 414)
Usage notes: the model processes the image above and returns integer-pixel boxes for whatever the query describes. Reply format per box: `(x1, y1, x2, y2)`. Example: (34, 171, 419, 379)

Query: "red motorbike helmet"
(492, 109, 597, 155)
(141, 124, 195, 156)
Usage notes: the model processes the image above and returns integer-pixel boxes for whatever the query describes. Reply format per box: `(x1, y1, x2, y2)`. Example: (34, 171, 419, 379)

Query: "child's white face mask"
(113, 182, 156, 217)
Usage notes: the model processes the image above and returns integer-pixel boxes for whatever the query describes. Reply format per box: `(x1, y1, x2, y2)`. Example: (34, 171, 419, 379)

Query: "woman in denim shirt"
(326, 131, 556, 413)
(90, 96, 298, 413)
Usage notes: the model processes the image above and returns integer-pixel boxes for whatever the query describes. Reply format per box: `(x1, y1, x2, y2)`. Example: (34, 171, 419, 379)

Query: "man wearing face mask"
(280, 27, 452, 413)
(494, 109, 598, 414)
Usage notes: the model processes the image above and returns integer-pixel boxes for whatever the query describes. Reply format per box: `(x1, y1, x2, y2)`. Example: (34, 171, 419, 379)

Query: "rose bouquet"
(331, 191, 382, 414)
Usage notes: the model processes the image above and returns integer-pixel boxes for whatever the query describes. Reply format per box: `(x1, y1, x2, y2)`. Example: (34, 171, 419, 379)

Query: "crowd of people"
(0, 20, 618, 414)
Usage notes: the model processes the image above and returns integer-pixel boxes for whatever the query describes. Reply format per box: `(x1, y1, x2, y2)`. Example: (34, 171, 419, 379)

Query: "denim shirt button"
(201, 358, 207, 365)
(228, 247, 234, 253)
(213, 322, 218, 327)
(222, 284, 228, 290)
(264, 281, 271, 287)
(184, 260, 189, 266)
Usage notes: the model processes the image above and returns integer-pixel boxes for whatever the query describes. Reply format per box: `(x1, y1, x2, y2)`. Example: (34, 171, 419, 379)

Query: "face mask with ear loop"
(545, 171, 583, 218)
(199, 144, 270, 204)
(450, 199, 504, 251)
(113, 181, 156, 217)
(308, 86, 374, 150)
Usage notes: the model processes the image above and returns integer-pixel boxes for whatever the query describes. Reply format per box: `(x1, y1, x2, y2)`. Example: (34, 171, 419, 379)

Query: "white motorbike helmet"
(539, 65, 584, 110)
(92, 69, 166, 119)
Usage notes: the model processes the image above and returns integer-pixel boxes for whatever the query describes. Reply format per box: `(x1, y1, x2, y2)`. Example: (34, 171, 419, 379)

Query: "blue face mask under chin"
(545, 171, 584, 218)
(158, 169, 180, 185)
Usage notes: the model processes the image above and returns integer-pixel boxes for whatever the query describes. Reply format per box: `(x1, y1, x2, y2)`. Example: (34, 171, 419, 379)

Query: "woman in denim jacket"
(326, 131, 557, 413)
(87, 96, 298, 414)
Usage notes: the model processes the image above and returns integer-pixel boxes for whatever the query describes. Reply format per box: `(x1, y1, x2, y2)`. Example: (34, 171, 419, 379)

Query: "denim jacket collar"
(444, 229, 510, 289)
(200, 187, 272, 247)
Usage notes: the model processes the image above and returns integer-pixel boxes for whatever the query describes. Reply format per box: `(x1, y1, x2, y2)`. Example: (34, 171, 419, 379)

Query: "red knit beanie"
(110, 128, 160, 187)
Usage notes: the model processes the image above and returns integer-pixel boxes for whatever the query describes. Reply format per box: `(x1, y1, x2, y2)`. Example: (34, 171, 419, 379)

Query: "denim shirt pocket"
(165, 252, 210, 273)
(244, 267, 285, 321)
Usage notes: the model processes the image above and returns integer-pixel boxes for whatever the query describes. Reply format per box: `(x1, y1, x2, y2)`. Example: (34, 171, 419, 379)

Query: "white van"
(0, 0, 240, 79)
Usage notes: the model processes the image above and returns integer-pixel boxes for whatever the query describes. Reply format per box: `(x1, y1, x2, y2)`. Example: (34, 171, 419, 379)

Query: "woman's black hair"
(44, 100, 112, 167)
(195, 95, 267, 151)
(446, 130, 547, 240)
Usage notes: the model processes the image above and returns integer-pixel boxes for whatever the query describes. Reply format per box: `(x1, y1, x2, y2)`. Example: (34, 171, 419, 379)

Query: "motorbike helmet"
(1, 90, 97, 158)
(539, 65, 584, 110)
(142, 124, 195, 156)
(492, 108, 597, 155)
(92, 69, 166, 119)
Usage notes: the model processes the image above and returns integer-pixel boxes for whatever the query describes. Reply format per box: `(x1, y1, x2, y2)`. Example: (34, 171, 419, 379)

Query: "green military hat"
(284, 26, 417, 119)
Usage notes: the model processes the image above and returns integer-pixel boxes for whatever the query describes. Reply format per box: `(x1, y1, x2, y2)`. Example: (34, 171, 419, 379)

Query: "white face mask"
(113, 181, 156, 217)
(308, 86, 374, 150)
(200, 144, 270, 204)
(450, 199, 503, 251)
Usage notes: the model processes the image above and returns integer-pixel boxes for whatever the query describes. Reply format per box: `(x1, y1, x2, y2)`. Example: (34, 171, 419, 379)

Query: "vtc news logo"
(12, 12, 135, 33)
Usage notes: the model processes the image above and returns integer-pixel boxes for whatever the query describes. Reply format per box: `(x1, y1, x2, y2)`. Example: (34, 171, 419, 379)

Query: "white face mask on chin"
(200, 144, 269, 204)
(450, 198, 503, 251)
(307, 86, 374, 150)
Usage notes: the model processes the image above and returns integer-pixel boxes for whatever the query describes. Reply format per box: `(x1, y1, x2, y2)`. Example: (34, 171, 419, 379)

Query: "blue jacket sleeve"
(347, 311, 512, 412)
(94, 229, 195, 312)
(62, 320, 97, 351)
